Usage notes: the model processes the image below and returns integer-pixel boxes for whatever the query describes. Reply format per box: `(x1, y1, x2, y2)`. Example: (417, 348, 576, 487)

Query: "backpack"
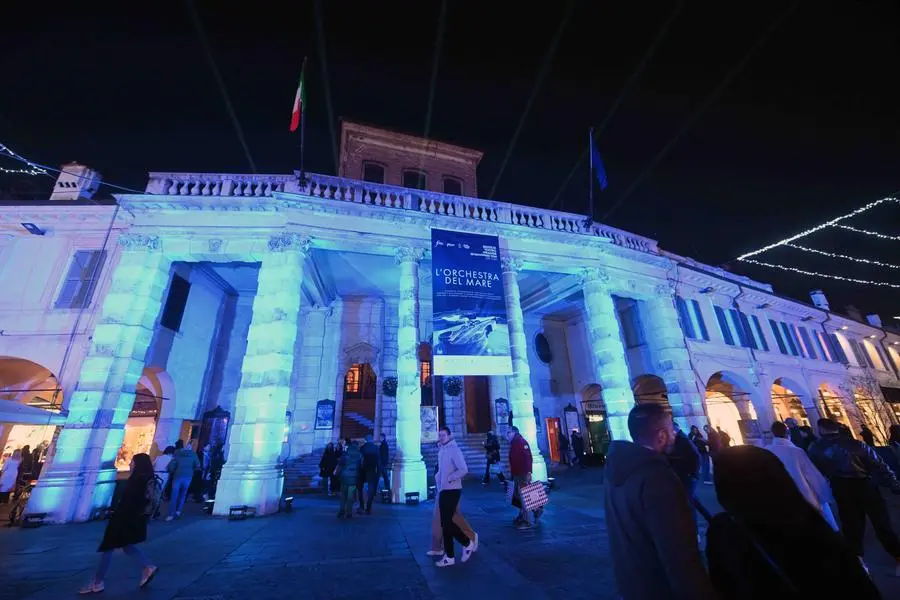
(143, 475, 163, 516)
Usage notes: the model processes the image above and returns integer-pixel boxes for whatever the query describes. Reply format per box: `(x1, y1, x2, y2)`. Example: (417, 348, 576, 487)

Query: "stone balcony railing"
(144, 171, 659, 254)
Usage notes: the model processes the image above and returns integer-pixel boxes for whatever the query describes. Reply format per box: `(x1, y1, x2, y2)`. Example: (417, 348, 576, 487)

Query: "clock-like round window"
(534, 332, 553, 364)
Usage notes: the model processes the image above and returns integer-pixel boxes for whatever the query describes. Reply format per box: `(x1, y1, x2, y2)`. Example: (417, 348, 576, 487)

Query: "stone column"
(580, 267, 635, 442)
(213, 233, 310, 516)
(391, 247, 427, 503)
(642, 286, 707, 430)
(29, 234, 171, 523)
(290, 306, 329, 456)
(501, 256, 548, 481)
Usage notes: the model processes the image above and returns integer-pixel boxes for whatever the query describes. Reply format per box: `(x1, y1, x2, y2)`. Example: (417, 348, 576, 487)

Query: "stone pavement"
(1, 469, 899, 599)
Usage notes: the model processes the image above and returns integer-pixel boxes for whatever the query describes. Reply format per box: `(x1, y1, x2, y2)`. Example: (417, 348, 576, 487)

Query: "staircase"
(282, 435, 513, 495)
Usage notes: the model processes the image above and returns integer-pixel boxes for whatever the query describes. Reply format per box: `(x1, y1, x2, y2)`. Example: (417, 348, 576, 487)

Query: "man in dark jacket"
(604, 404, 718, 600)
(808, 418, 900, 572)
(507, 426, 540, 529)
(357, 434, 379, 514)
(378, 433, 391, 495)
(668, 421, 701, 501)
(336, 442, 361, 519)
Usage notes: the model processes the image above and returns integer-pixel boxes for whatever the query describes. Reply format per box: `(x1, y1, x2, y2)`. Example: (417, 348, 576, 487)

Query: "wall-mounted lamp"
(840, 325, 849, 331)
(868, 334, 877, 339)
(801, 316, 814, 321)
(699, 287, 714, 294)
(757, 303, 772, 309)
(21, 222, 45, 236)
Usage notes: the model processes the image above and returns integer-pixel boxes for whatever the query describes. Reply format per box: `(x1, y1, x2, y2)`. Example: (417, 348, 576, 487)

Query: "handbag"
(519, 481, 549, 512)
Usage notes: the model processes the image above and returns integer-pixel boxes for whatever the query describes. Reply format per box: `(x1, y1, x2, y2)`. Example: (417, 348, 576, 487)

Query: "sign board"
(431, 228, 512, 375)
(421, 405, 439, 443)
(314, 400, 335, 430)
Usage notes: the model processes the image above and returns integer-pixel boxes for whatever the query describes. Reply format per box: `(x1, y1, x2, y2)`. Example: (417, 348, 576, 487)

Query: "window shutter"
(675, 296, 696, 340)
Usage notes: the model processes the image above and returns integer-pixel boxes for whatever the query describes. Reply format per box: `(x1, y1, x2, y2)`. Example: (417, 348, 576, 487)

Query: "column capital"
(579, 266, 610, 285)
(267, 232, 312, 254)
(117, 233, 161, 252)
(394, 246, 425, 265)
(500, 255, 522, 274)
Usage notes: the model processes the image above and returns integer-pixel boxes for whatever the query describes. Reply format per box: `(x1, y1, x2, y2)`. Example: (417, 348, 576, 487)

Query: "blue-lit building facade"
(1, 121, 898, 523)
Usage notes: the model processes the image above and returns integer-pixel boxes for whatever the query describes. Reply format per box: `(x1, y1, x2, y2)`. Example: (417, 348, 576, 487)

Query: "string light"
(784, 243, 900, 270)
(835, 224, 900, 242)
(0, 165, 47, 176)
(742, 258, 900, 289)
(736, 196, 899, 260)
(0, 142, 49, 176)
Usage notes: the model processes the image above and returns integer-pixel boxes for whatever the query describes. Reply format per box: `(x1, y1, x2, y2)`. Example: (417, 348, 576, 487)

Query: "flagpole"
(588, 126, 594, 222)
(299, 56, 308, 185)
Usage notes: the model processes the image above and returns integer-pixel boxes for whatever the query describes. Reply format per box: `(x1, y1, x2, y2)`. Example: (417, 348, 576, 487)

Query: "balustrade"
(144, 171, 658, 253)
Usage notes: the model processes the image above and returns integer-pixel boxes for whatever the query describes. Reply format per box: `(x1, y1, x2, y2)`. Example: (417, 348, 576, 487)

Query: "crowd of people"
(605, 403, 900, 600)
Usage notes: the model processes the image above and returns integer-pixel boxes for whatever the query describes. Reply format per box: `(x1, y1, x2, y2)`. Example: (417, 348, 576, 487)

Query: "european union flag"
(590, 136, 608, 191)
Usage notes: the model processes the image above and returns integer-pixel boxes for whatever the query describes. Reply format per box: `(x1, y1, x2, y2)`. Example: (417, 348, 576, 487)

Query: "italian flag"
(289, 61, 307, 133)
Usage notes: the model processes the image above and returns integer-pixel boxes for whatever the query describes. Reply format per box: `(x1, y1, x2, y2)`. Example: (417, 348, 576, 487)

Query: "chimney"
(809, 290, 830, 311)
(49, 162, 102, 201)
(865, 314, 882, 328)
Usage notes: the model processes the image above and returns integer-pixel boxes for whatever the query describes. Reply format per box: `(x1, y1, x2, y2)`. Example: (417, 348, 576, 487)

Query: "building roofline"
(339, 118, 484, 163)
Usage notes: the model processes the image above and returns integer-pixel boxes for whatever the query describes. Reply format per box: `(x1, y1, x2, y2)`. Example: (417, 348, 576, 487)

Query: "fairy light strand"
(784, 243, 900, 270)
(742, 258, 900, 289)
(0, 142, 49, 176)
(834, 223, 900, 242)
(0, 165, 47, 176)
(736, 196, 899, 260)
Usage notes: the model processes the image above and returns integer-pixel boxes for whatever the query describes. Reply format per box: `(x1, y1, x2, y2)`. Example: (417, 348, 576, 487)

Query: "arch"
(0, 356, 61, 468)
(0, 356, 61, 408)
(770, 376, 813, 426)
(815, 382, 855, 435)
(852, 386, 891, 444)
(705, 371, 760, 446)
(115, 366, 174, 471)
(340, 363, 377, 439)
(632, 374, 670, 408)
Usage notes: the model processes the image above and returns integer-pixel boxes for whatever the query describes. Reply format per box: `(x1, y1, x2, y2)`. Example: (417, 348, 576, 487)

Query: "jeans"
(438, 489, 470, 559)
(700, 454, 711, 482)
(95, 545, 150, 581)
(169, 477, 191, 517)
(338, 483, 357, 516)
(357, 472, 377, 511)
(832, 478, 900, 557)
(377, 467, 391, 493)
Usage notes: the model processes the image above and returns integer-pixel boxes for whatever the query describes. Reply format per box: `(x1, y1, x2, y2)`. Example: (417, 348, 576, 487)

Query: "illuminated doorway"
(706, 372, 760, 445)
(341, 363, 377, 439)
(771, 378, 809, 426)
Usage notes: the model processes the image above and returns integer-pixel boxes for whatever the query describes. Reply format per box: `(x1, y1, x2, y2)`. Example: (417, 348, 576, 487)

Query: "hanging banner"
(431, 229, 512, 375)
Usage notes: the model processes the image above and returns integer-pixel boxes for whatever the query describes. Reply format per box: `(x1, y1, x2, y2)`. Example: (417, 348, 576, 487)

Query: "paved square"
(1, 470, 898, 599)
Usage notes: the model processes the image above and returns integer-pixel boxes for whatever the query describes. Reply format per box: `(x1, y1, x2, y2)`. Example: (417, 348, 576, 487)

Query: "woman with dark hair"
(706, 446, 880, 599)
(79, 453, 159, 594)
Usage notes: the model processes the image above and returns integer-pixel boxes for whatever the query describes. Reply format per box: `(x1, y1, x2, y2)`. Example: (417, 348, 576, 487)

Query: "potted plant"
(382, 376, 398, 397)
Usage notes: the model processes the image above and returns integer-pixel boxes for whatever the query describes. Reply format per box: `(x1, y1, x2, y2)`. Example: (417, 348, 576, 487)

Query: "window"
(675, 296, 696, 339)
(344, 364, 360, 393)
(849, 339, 874, 368)
(814, 331, 831, 361)
(55, 250, 107, 309)
(402, 169, 427, 190)
(442, 177, 463, 196)
(534, 332, 553, 363)
(714, 306, 735, 346)
(798, 327, 818, 360)
(827, 333, 849, 364)
(751, 315, 769, 351)
(730, 310, 756, 349)
(769, 319, 788, 354)
(160, 275, 191, 331)
(788, 325, 806, 358)
(690, 300, 710, 341)
(619, 303, 645, 348)
(362, 162, 385, 184)
(420, 361, 432, 387)
(780, 322, 799, 356)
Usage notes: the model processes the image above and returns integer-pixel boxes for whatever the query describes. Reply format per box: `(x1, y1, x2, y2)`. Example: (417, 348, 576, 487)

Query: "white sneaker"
(472, 532, 479, 552)
(165, 516, 175, 522)
(461, 542, 475, 563)
(139, 565, 158, 588)
(435, 556, 455, 567)
(426, 550, 443, 557)
(78, 581, 105, 595)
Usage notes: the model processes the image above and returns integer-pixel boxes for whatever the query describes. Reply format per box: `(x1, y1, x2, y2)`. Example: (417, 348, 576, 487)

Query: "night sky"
(2, 1, 898, 318)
